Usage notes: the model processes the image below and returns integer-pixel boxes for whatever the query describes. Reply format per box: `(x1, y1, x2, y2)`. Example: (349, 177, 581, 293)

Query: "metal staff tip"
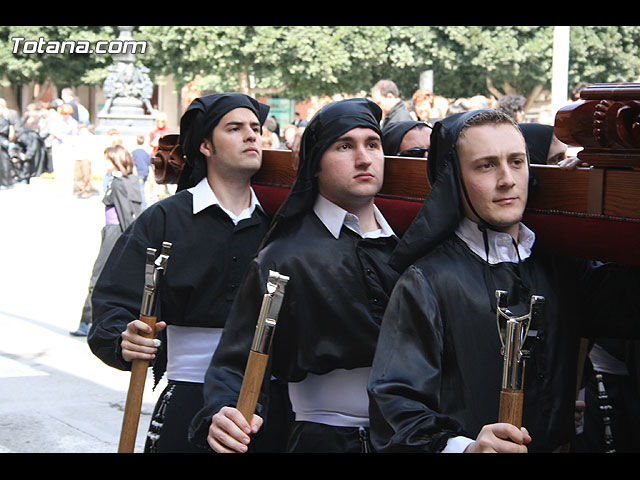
(496, 290, 545, 391)
(140, 242, 172, 317)
(250, 270, 290, 354)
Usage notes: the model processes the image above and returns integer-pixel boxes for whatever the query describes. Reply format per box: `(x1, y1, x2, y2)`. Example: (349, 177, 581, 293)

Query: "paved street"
(0, 175, 166, 453)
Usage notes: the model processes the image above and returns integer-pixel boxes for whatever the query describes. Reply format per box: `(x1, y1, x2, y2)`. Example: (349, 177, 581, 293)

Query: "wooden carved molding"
(555, 83, 640, 168)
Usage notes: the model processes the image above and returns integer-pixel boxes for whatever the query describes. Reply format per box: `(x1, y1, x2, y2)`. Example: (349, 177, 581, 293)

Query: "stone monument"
(95, 26, 157, 136)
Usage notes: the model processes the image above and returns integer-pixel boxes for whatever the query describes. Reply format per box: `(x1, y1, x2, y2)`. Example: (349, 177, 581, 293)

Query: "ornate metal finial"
(496, 290, 545, 391)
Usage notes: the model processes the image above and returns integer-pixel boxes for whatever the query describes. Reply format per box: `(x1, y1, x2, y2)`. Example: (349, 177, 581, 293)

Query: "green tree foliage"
(569, 26, 640, 85)
(137, 25, 640, 101)
(426, 26, 555, 99)
(137, 26, 394, 98)
(2, 26, 640, 111)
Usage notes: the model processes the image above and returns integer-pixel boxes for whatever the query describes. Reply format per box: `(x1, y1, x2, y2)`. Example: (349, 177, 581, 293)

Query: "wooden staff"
(236, 270, 289, 422)
(118, 242, 172, 453)
(496, 291, 545, 428)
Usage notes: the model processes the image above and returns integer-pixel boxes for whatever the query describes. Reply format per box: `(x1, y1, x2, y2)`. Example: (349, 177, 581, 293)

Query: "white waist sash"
(166, 325, 223, 383)
(287, 367, 371, 428)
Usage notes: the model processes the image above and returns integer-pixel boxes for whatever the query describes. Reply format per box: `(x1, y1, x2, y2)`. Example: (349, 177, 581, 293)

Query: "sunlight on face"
(457, 123, 529, 238)
(316, 127, 384, 211)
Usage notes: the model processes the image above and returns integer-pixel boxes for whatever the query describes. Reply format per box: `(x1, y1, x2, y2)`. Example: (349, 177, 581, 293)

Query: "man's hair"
(372, 79, 400, 98)
(458, 109, 521, 142)
(496, 95, 526, 119)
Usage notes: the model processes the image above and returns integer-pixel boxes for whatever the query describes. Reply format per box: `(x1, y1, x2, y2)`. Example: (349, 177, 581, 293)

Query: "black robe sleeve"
(88, 191, 270, 374)
(87, 200, 168, 371)
(368, 265, 466, 453)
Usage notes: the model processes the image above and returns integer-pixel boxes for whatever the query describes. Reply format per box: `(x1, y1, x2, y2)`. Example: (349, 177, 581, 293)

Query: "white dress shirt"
(455, 216, 535, 264)
(188, 176, 262, 224)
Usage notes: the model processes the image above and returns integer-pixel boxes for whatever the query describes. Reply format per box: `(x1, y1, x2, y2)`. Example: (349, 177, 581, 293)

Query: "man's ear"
(199, 138, 213, 158)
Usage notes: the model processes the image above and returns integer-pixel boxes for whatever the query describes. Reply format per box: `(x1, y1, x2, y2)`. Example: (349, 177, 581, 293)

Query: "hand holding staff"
(236, 270, 289, 422)
(495, 290, 545, 428)
(118, 242, 172, 453)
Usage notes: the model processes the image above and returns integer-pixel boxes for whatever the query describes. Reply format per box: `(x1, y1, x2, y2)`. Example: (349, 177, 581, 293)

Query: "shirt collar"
(455, 216, 535, 264)
(313, 194, 395, 240)
(188, 177, 262, 225)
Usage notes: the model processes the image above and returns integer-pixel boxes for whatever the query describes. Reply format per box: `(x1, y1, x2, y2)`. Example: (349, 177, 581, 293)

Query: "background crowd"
(0, 88, 174, 204)
(0, 76, 585, 198)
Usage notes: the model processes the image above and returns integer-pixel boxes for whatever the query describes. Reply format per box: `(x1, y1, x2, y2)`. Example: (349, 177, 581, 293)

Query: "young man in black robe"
(367, 109, 640, 453)
(87, 93, 272, 453)
(188, 98, 400, 453)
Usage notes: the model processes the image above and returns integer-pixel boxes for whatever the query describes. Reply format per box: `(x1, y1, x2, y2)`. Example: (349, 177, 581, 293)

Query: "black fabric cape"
(15, 129, 49, 179)
(367, 109, 640, 453)
(87, 189, 270, 374)
(189, 98, 401, 446)
(78, 175, 143, 326)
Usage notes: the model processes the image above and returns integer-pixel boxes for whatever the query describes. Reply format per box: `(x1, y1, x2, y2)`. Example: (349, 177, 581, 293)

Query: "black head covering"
(519, 123, 553, 165)
(261, 97, 382, 248)
(389, 109, 529, 273)
(176, 93, 270, 191)
(381, 120, 431, 156)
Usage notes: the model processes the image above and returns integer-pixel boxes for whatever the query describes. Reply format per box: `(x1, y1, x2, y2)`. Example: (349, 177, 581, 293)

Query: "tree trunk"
(1, 78, 20, 112)
(485, 77, 544, 113)
(236, 67, 288, 98)
(237, 67, 250, 95)
(523, 84, 544, 112)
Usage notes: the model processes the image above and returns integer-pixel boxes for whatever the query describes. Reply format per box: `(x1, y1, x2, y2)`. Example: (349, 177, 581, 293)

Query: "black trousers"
(145, 380, 294, 453)
(286, 421, 374, 453)
(145, 381, 210, 453)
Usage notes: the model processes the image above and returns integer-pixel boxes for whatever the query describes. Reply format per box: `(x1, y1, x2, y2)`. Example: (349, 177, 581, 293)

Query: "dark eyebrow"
(471, 151, 526, 163)
(223, 120, 261, 128)
(333, 134, 381, 144)
(470, 155, 498, 164)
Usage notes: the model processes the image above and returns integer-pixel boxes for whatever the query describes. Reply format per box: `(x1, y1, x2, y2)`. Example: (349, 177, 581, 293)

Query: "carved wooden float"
(151, 83, 640, 266)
